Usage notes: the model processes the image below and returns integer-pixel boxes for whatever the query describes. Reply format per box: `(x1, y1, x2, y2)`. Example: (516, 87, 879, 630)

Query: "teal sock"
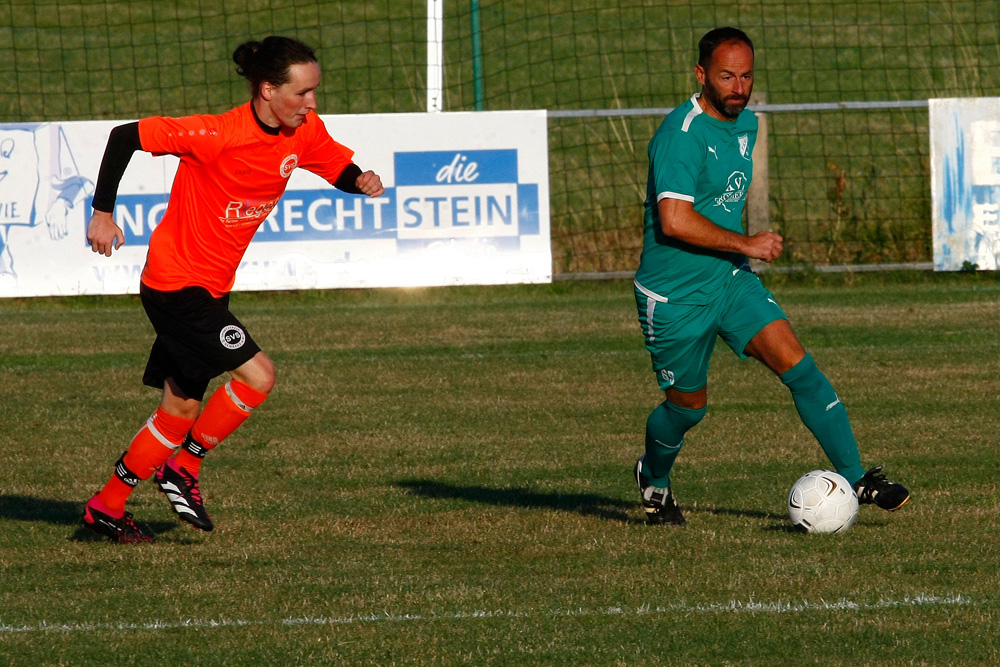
(644, 401, 706, 487)
(779, 354, 866, 485)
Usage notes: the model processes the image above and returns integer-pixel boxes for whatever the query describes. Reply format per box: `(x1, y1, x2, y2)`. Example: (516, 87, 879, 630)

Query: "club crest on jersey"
(280, 154, 299, 178)
(220, 325, 246, 350)
(739, 134, 750, 160)
(714, 171, 749, 212)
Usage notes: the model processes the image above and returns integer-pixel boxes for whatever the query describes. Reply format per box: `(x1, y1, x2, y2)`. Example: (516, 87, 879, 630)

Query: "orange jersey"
(138, 103, 355, 296)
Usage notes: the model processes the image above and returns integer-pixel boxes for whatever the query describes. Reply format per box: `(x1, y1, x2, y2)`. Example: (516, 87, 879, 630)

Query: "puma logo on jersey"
(707, 146, 719, 159)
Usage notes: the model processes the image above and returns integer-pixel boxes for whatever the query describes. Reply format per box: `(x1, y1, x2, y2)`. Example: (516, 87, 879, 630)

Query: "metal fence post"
(748, 91, 769, 271)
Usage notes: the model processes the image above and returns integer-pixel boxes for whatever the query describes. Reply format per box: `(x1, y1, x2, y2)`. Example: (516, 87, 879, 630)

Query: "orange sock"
(173, 380, 268, 476)
(95, 408, 195, 515)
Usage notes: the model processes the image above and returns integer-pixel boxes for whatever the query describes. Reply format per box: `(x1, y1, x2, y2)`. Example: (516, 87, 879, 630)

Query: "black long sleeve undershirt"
(91, 122, 141, 213)
(333, 162, 364, 194)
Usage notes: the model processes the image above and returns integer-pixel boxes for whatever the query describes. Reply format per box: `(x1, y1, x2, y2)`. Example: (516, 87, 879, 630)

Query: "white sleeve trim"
(657, 191, 695, 203)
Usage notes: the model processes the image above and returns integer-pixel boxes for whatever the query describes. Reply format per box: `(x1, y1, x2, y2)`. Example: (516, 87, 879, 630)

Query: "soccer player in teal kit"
(632, 27, 909, 524)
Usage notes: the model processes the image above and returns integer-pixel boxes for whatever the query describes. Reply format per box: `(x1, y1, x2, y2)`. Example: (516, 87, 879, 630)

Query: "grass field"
(1, 273, 998, 664)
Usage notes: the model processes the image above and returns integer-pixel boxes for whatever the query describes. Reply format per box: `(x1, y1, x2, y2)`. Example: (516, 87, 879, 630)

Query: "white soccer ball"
(787, 470, 859, 534)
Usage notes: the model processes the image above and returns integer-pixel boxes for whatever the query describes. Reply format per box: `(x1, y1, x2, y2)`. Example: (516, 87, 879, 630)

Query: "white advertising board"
(930, 98, 1000, 271)
(0, 111, 550, 297)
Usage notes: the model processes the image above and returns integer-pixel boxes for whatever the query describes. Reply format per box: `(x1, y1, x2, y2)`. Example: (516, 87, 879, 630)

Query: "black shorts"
(139, 282, 261, 401)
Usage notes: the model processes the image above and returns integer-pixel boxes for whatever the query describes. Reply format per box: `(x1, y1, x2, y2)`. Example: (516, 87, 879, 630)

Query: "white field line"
(0, 594, 974, 635)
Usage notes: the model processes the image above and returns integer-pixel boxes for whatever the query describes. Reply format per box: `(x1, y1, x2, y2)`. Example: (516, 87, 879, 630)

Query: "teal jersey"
(635, 94, 758, 304)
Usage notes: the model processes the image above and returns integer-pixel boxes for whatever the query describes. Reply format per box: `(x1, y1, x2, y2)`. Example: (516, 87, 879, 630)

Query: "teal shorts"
(634, 268, 787, 392)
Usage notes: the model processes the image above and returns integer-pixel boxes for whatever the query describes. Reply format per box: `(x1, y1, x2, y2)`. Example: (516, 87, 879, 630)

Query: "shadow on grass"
(0, 494, 181, 542)
(397, 483, 801, 530)
(0, 495, 83, 526)
(396, 479, 637, 523)
(71, 521, 185, 543)
(700, 505, 799, 531)
(705, 506, 886, 533)
(700, 506, 775, 520)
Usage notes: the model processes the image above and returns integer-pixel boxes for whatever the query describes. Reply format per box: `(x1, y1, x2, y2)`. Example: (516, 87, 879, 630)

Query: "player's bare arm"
(87, 209, 125, 257)
(658, 197, 782, 262)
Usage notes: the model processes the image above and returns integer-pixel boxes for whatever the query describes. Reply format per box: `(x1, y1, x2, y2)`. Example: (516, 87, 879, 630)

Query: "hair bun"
(232, 36, 317, 99)
(233, 40, 263, 75)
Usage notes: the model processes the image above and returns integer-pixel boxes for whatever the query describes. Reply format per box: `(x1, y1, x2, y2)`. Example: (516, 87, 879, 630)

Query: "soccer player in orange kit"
(83, 36, 385, 543)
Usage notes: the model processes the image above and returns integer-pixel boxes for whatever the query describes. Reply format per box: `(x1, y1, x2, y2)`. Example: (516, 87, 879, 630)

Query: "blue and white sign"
(0, 110, 550, 297)
(930, 98, 1000, 271)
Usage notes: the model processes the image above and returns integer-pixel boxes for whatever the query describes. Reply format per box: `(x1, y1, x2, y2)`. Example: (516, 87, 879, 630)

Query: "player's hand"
(87, 210, 125, 257)
(745, 231, 783, 262)
(355, 170, 385, 197)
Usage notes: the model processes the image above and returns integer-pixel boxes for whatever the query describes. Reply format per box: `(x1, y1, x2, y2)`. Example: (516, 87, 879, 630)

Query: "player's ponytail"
(233, 36, 317, 99)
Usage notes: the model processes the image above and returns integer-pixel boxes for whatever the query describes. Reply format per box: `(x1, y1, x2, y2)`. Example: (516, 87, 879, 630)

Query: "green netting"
(5, 0, 998, 271)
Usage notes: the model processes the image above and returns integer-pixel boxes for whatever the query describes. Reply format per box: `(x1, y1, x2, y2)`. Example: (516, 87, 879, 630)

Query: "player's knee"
(663, 400, 707, 431)
(665, 385, 707, 410)
(234, 353, 276, 395)
(256, 357, 277, 394)
(162, 379, 203, 420)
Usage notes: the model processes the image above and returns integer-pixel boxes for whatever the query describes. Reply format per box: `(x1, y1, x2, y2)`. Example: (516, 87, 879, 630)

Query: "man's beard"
(703, 81, 750, 119)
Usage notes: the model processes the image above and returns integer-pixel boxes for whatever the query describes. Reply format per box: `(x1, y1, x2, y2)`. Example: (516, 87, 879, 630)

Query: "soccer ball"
(787, 470, 859, 534)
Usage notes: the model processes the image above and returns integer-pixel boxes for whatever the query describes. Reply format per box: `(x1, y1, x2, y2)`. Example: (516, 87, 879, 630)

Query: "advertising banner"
(930, 98, 1000, 271)
(0, 111, 550, 297)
